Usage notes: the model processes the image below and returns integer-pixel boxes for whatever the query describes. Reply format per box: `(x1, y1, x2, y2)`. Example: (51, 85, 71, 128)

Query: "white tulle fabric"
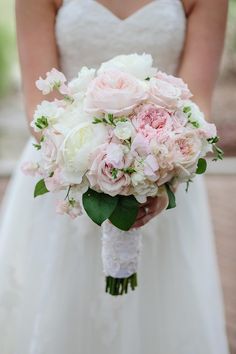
(0, 0, 229, 353)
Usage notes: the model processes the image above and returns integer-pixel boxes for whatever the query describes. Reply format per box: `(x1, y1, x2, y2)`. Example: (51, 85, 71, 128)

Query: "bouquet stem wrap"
(101, 220, 142, 295)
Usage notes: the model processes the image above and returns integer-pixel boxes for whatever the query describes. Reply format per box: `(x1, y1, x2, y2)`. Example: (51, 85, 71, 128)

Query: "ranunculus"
(149, 77, 183, 109)
(84, 69, 147, 116)
(155, 71, 192, 100)
(132, 104, 173, 142)
(87, 143, 132, 196)
(60, 122, 108, 184)
(98, 53, 157, 80)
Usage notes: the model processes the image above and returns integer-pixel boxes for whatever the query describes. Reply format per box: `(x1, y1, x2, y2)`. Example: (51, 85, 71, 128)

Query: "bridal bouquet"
(22, 53, 223, 296)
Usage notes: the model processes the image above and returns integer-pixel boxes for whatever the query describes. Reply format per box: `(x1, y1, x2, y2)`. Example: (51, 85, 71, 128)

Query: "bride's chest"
(55, 0, 186, 76)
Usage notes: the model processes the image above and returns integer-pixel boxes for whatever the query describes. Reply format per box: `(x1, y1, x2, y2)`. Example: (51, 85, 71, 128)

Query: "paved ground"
(0, 174, 235, 353)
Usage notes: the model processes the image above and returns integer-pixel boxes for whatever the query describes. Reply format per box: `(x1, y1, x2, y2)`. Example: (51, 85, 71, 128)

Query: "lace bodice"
(55, 0, 186, 79)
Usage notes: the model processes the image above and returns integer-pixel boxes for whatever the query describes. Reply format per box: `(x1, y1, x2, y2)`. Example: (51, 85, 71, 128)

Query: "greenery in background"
(0, 0, 16, 98)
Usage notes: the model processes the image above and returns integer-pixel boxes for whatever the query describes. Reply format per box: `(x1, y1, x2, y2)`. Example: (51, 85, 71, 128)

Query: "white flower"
(68, 67, 96, 100)
(113, 121, 135, 140)
(53, 101, 93, 136)
(32, 100, 65, 132)
(60, 122, 108, 184)
(36, 68, 67, 95)
(98, 53, 157, 80)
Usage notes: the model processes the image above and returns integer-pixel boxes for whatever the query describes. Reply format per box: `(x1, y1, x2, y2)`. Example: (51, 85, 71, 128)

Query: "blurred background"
(0, 0, 236, 352)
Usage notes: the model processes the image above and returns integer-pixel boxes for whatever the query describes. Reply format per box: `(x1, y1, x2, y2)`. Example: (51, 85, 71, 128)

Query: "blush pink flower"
(21, 162, 39, 176)
(56, 199, 82, 219)
(36, 68, 68, 95)
(155, 71, 192, 100)
(174, 131, 202, 167)
(44, 168, 65, 192)
(87, 143, 132, 196)
(84, 69, 147, 116)
(132, 104, 172, 142)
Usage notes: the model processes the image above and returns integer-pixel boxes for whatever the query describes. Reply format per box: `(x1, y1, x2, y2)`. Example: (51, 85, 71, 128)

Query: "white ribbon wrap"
(101, 221, 142, 278)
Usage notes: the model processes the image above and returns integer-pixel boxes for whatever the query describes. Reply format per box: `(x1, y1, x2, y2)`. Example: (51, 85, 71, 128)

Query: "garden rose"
(156, 71, 192, 100)
(132, 104, 173, 142)
(84, 69, 147, 116)
(87, 143, 132, 196)
(149, 77, 183, 109)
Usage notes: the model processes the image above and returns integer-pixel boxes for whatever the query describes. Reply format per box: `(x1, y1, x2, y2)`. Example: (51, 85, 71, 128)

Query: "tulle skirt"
(0, 138, 229, 354)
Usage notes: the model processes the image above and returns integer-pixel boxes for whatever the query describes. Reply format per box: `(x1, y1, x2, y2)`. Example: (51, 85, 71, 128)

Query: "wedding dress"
(0, 1, 230, 353)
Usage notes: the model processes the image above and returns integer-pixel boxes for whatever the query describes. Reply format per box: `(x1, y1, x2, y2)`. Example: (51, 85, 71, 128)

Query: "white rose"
(98, 53, 157, 80)
(60, 122, 108, 183)
(68, 67, 96, 100)
(113, 121, 135, 140)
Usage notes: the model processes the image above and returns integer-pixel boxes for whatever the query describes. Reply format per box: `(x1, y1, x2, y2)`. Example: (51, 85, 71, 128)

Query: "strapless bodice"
(55, 0, 186, 78)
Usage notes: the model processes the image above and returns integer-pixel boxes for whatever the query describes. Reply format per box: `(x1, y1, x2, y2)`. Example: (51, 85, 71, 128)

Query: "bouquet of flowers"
(22, 53, 223, 296)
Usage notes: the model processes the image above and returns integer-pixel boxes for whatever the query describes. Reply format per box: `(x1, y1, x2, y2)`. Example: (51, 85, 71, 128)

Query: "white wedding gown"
(0, 1, 230, 353)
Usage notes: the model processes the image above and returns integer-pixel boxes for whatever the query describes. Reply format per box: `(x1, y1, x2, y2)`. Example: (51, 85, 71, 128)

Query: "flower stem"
(105, 273, 138, 296)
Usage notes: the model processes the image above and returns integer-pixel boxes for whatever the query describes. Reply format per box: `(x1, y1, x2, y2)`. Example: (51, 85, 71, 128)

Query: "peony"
(84, 69, 147, 116)
(155, 71, 192, 100)
(36, 68, 68, 95)
(87, 143, 132, 196)
(98, 53, 157, 80)
(132, 104, 173, 142)
(60, 122, 108, 184)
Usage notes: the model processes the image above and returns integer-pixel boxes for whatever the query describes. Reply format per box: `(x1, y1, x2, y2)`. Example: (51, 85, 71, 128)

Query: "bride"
(0, 0, 229, 353)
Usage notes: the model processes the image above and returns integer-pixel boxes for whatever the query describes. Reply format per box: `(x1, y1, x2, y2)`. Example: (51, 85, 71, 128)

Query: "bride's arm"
(15, 0, 62, 140)
(135, 0, 228, 228)
(179, 0, 228, 119)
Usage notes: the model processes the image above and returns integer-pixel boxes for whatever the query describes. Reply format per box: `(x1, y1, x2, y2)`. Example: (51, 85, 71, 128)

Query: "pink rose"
(84, 69, 147, 116)
(149, 78, 182, 109)
(155, 71, 192, 100)
(173, 131, 202, 167)
(87, 143, 132, 196)
(132, 104, 172, 142)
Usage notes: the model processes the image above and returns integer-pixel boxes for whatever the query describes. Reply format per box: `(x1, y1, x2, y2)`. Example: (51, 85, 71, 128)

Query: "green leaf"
(183, 106, 191, 114)
(82, 189, 118, 226)
(196, 158, 207, 174)
(165, 184, 176, 210)
(34, 179, 49, 198)
(109, 195, 140, 231)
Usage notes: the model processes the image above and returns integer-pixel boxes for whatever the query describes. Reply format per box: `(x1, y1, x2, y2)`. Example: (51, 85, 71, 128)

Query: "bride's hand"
(132, 194, 169, 228)
(132, 183, 179, 228)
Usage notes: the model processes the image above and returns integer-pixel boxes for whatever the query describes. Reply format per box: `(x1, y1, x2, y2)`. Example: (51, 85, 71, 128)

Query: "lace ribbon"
(101, 221, 142, 278)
